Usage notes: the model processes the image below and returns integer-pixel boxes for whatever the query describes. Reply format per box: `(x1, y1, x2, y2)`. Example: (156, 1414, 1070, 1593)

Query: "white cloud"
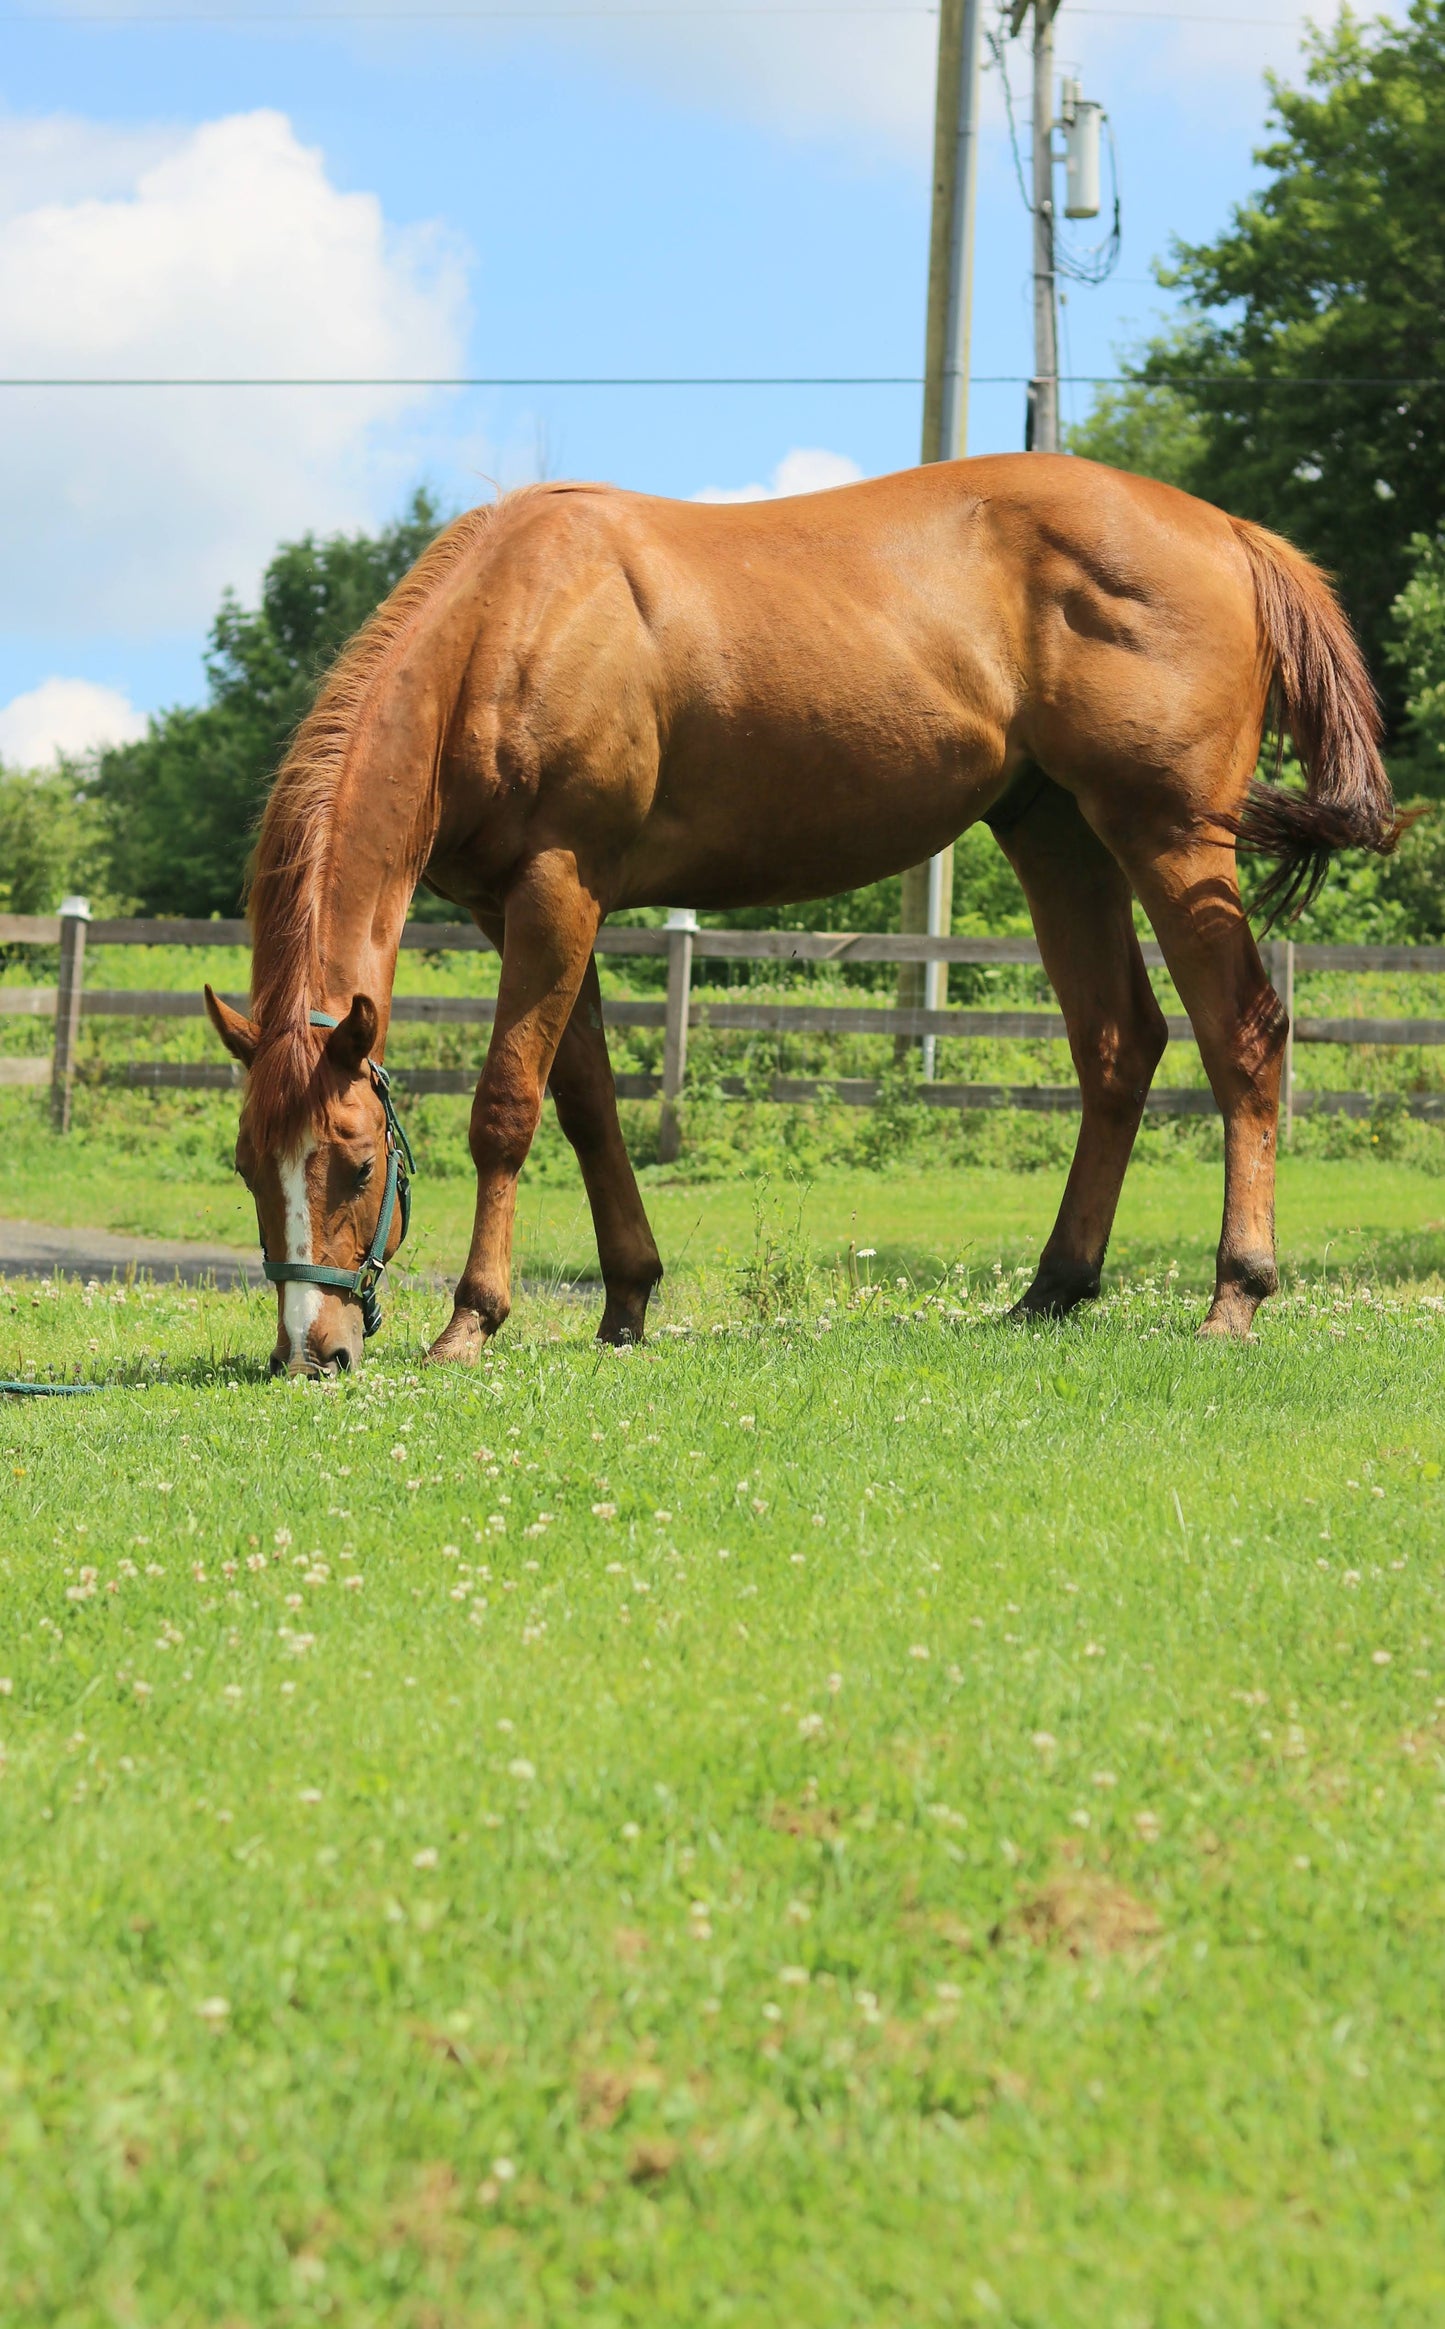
(694, 447, 865, 504)
(579, 0, 936, 155)
(0, 107, 470, 633)
(1054, 0, 1413, 123)
(565, 0, 1415, 155)
(27, 0, 942, 157)
(6, 2, 1416, 167)
(0, 675, 145, 766)
(506, 0, 1410, 155)
(0, 116, 175, 223)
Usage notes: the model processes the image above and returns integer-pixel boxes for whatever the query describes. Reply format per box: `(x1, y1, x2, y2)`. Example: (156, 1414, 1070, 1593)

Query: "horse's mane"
(242, 497, 508, 1150)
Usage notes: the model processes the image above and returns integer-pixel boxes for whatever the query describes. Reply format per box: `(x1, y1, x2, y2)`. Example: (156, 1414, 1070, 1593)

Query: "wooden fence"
(4, 903, 1445, 1154)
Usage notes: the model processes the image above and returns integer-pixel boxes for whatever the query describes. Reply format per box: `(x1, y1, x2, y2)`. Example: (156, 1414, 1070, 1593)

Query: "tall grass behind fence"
(4, 914, 1445, 1134)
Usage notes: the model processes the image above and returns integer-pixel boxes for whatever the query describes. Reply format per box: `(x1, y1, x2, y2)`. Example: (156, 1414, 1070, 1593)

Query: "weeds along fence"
(3, 903, 1445, 1156)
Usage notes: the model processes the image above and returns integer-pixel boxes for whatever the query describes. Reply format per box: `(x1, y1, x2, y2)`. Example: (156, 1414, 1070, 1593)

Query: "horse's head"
(205, 986, 408, 1377)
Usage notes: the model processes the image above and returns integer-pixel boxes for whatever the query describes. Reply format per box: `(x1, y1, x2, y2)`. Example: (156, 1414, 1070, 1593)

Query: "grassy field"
(4, 1153, 1445, 2322)
(4, 1081, 1445, 1304)
(6, 1082, 1445, 2324)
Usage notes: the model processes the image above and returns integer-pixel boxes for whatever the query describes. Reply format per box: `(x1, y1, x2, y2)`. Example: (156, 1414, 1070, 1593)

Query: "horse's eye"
(354, 1159, 374, 1192)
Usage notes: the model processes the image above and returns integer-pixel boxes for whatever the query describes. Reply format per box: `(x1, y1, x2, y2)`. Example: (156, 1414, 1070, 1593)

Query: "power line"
(1062, 7, 1328, 18)
(0, 5, 1341, 23)
(0, 372, 923, 385)
(0, 372, 1440, 387)
(0, 6, 941, 17)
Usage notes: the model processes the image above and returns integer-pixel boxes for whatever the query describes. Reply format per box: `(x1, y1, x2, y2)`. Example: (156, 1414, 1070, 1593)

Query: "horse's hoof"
(597, 1278, 658, 1348)
(425, 1308, 489, 1365)
(1193, 1313, 1249, 1350)
(1197, 1302, 1257, 1342)
(1007, 1272, 1099, 1323)
(597, 1307, 645, 1348)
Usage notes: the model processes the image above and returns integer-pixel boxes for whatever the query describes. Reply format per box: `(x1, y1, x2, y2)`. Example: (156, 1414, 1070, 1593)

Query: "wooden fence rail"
(4, 905, 1445, 1132)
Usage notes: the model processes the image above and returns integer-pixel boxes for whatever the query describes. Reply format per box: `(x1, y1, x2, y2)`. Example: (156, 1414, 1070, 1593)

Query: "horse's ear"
(323, 993, 379, 1079)
(204, 985, 259, 1067)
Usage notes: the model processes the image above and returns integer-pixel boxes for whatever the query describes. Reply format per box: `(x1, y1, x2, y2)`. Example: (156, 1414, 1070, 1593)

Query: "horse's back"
(443, 459, 1266, 911)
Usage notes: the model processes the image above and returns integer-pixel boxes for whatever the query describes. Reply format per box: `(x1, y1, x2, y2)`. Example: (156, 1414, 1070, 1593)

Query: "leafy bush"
(1386, 530, 1445, 803)
(0, 766, 109, 916)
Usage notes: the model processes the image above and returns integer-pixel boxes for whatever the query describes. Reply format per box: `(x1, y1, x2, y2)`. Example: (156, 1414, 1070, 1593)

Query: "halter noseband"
(260, 1010, 415, 1340)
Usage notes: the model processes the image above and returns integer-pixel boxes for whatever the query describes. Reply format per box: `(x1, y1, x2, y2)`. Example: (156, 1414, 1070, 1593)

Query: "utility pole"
(919, 0, 985, 469)
(900, 0, 984, 1075)
(1012, 0, 1062, 451)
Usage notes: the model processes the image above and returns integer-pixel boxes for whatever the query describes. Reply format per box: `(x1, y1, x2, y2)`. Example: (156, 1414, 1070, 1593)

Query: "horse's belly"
(623, 703, 1011, 910)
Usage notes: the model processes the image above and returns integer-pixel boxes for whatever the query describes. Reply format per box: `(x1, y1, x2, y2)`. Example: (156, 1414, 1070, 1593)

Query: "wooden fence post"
(51, 895, 90, 1133)
(898, 844, 953, 1076)
(1265, 934, 1295, 1145)
(658, 908, 696, 1165)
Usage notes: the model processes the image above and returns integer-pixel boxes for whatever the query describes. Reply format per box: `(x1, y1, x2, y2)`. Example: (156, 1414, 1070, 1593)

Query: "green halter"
(260, 1011, 415, 1340)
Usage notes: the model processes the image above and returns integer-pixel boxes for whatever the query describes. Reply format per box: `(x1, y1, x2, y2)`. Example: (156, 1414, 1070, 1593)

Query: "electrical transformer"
(1059, 75, 1102, 220)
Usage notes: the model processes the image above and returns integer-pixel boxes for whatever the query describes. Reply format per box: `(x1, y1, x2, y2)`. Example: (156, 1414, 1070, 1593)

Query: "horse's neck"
(313, 882, 408, 1053)
(311, 778, 430, 1055)
(303, 548, 483, 1045)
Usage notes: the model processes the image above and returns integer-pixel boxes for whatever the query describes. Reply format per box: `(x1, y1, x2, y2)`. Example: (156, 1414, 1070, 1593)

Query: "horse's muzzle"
(271, 1338, 357, 1380)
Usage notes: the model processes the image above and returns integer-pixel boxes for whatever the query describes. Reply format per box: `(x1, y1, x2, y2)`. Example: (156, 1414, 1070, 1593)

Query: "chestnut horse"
(204, 454, 1399, 1375)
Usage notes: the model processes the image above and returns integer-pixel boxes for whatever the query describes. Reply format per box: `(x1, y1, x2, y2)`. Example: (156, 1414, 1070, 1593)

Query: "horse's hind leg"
(1095, 812, 1288, 1340)
(548, 955, 663, 1344)
(993, 780, 1168, 1316)
(428, 853, 600, 1364)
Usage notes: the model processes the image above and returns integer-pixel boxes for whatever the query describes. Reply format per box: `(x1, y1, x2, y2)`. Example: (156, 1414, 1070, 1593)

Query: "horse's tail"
(1227, 515, 1408, 922)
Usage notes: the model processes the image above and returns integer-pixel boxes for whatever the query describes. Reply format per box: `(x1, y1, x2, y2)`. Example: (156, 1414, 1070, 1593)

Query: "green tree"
(95, 491, 446, 915)
(1386, 529, 1445, 794)
(1068, 1, 1445, 706)
(1065, 339, 1208, 495)
(0, 765, 106, 916)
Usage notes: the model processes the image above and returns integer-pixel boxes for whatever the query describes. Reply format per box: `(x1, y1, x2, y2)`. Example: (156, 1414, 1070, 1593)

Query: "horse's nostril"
(268, 1353, 287, 1378)
(332, 1347, 353, 1373)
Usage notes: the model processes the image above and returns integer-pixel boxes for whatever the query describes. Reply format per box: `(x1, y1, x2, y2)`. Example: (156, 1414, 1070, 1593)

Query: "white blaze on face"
(279, 1139, 322, 1364)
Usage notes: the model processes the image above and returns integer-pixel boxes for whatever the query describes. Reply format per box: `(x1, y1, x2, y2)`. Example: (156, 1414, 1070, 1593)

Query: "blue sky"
(0, 0, 1407, 761)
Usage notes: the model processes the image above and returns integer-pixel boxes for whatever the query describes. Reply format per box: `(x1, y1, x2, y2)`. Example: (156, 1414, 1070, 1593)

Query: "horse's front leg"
(427, 853, 600, 1364)
(548, 956, 663, 1344)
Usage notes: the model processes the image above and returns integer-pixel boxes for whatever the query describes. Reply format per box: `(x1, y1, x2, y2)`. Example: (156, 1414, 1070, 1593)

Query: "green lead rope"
(1, 1381, 102, 1396)
(260, 1010, 416, 1338)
